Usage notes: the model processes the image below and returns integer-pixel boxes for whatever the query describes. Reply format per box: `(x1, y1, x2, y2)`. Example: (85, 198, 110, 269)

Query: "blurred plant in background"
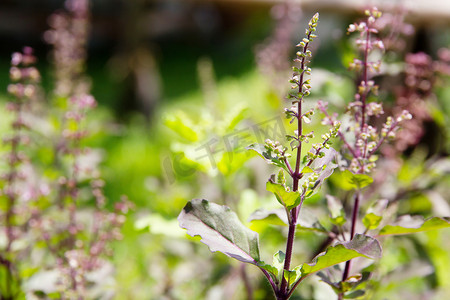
(1, 1, 131, 299)
(0, 1, 449, 300)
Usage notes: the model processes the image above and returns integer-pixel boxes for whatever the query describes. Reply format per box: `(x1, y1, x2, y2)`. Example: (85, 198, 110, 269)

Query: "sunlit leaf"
(164, 113, 199, 142)
(255, 250, 289, 286)
(248, 208, 288, 226)
(327, 195, 346, 226)
(340, 170, 373, 190)
(362, 213, 382, 230)
(217, 151, 252, 176)
(301, 166, 314, 174)
(299, 234, 382, 278)
(266, 177, 301, 209)
(378, 216, 450, 236)
(362, 200, 388, 231)
(135, 214, 185, 238)
(224, 106, 248, 132)
(178, 199, 260, 264)
(285, 266, 302, 288)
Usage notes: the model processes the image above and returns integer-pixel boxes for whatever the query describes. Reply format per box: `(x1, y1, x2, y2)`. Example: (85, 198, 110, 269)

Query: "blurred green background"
(1, 0, 450, 299)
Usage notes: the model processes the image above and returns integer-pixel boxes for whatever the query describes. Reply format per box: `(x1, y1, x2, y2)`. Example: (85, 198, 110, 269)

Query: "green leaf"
(217, 151, 252, 176)
(362, 199, 388, 230)
(257, 250, 287, 285)
(327, 195, 346, 226)
(285, 266, 302, 288)
(164, 113, 199, 142)
(344, 290, 366, 298)
(362, 213, 382, 230)
(340, 273, 369, 293)
(135, 214, 185, 238)
(248, 207, 328, 234)
(178, 199, 260, 264)
(299, 234, 382, 278)
(297, 207, 329, 233)
(301, 166, 314, 173)
(340, 170, 373, 190)
(379, 216, 450, 236)
(266, 177, 301, 210)
(258, 263, 279, 282)
(248, 208, 288, 226)
(224, 106, 248, 132)
(274, 251, 286, 283)
(246, 143, 288, 172)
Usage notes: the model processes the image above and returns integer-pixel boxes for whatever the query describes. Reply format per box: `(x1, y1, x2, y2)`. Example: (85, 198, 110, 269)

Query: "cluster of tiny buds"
(357, 80, 379, 97)
(324, 121, 341, 140)
(367, 102, 384, 116)
(349, 59, 381, 73)
(380, 110, 412, 139)
(7, 47, 40, 100)
(348, 8, 382, 33)
(284, 105, 298, 122)
(302, 171, 319, 190)
(265, 139, 291, 160)
(276, 169, 286, 186)
(347, 8, 384, 53)
(288, 13, 319, 103)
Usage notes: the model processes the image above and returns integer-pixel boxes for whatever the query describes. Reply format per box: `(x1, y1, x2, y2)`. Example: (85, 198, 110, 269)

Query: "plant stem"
(341, 17, 371, 290)
(360, 27, 371, 133)
(342, 191, 360, 281)
(278, 27, 315, 299)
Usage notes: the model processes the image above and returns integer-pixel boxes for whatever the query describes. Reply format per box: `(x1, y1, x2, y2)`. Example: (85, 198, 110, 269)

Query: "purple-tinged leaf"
(178, 199, 260, 264)
(311, 147, 338, 171)
(303, 147, 338, 197)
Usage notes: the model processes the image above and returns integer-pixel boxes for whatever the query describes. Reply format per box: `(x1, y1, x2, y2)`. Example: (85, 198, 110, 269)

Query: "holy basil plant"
(178, 13, 382, 300)
(178, 9, 450, 300)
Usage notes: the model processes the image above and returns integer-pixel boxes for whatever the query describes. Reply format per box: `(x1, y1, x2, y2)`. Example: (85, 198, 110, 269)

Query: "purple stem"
(342, 192, 360, 281)
(341, 18, 372, 286)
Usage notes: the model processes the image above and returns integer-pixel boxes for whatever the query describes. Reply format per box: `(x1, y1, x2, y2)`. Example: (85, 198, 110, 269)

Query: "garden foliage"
(0, 2, 450, 300)
(178, 8, 450, 300)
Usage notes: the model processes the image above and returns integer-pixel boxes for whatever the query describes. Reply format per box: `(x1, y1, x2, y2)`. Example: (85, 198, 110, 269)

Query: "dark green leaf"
(178, 199, 260, 264)
(344, 290, 366, 299)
